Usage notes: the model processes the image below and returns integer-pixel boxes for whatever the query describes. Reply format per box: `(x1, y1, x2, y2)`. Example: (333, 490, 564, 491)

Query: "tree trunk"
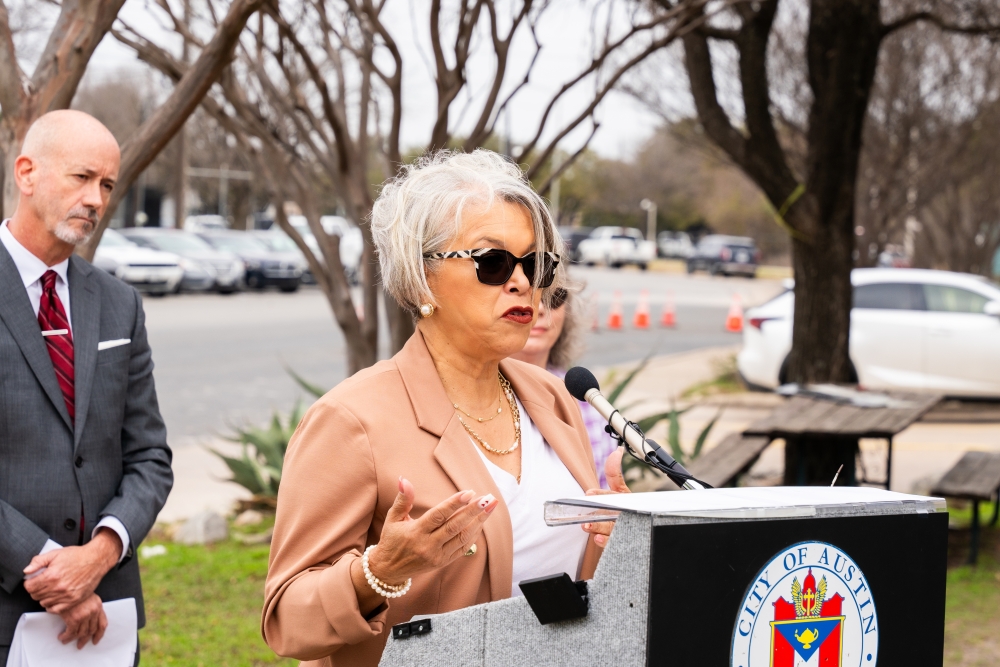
(385, 293, 416, 354)
(1, 118, 29, 219)
(786, 219, 855, 385)
(778, 0, 883, 485)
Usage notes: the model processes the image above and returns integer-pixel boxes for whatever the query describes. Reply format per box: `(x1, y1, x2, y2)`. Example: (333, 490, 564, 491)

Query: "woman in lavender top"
(511, 286, 616, 488)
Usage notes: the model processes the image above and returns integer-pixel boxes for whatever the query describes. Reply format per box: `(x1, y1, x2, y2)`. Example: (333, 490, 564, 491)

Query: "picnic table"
(931, 451, 1000, 564)
(743, 389, 942, 488)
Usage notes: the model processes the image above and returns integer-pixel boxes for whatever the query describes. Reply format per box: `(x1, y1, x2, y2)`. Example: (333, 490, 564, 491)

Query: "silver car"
(121, 228, 245, 293)
(93, 229, 184, 295)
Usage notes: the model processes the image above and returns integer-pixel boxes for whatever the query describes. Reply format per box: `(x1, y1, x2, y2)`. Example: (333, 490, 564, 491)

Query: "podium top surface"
(544, 486, 945, 525)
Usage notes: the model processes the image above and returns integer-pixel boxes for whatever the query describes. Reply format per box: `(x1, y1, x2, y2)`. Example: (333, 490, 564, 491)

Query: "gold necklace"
(453, 383, 503, 422)
(459, 373, 521, 456)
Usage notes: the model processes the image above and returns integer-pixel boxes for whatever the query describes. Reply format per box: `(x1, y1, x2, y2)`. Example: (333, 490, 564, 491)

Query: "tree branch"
(697, 24, 739, 40)
(517, 0, 721, 165)
(0, 0, 26, 117)
(680, 0, 798, 212)
(535, 120, 599, 196)
(79, 0, 266, 260)
(30, 0, 128, 111)
(882, 11, 1000, 38)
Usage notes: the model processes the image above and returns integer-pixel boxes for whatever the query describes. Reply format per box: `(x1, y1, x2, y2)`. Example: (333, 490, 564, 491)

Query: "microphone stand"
(604, 419, 709, 491)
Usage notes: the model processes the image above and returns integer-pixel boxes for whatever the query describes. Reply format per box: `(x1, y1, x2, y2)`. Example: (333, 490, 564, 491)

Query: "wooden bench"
(931, 451, 1000, 565)
(656, 433, 772, 490)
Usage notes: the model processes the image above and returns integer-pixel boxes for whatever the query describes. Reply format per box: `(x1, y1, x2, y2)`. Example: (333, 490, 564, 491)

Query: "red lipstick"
(502, 306, 534, 325)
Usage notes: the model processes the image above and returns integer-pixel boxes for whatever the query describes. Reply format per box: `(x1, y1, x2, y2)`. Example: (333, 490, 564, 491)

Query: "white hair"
(370, 149, 564, 315)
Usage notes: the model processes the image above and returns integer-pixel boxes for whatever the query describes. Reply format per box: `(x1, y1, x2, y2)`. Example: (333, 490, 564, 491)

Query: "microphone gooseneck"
(565, 366, 708, 491)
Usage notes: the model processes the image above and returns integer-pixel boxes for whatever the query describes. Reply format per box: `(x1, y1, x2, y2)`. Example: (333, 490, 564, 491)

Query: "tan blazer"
(262, 331, 603, 666)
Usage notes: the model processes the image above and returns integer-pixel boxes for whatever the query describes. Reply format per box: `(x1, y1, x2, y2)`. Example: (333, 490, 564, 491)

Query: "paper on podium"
(6, 598, 137, 667)
(544, 486, 946, 525)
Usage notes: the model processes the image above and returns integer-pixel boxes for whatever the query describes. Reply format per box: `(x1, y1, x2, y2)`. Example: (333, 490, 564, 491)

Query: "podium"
(379, 487, 947, 667)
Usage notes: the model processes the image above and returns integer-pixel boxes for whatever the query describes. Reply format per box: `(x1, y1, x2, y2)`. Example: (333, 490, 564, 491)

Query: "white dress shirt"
(0, 219, 130, 562)
(474, 396, 589, 597)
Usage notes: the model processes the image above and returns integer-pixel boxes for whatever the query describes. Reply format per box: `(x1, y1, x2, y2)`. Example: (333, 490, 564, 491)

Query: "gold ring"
(464, 544, 477, 557)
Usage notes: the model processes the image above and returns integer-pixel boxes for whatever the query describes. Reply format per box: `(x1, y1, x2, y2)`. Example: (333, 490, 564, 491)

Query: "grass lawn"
(943, 500, 1000, 667)
(138, 518, 293, 666)
(136, 505, 999, 665)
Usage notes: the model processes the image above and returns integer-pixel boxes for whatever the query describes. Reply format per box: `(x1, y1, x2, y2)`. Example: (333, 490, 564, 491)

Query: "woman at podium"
(262, 150, 627, 667)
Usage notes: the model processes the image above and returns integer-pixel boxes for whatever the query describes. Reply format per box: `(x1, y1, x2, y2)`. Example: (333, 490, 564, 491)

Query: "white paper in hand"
(6, 598, 137, 667)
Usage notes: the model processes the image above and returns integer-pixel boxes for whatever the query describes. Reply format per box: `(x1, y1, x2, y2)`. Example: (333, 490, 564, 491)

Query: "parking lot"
(143, 266, 785, 440)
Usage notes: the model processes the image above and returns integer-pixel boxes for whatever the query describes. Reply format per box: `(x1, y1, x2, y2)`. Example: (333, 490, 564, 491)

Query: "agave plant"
(211, 367, 328, 500)
(603, 357, 721, 484)
(211, 403, 304, 499)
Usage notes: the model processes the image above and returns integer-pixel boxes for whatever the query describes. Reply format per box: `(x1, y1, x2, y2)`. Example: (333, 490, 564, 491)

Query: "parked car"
(737, 268, 1000, 397)
(121, 228, 245, 293)
(93, 229, 184, 295)
(557, 226, 594, 263)
(197, 231, 304, 292)
(657, 230, 694, 259)
(183, 214, 228, 233)
(252, 230, 315, 284)
(288, 215, 364, 284)
(576, 226, 656, 269)
(687, 235, 760, 277)
(876, 244, 911, 268)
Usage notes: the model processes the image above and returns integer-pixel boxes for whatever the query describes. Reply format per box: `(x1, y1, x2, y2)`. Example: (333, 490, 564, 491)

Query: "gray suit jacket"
(0, 243, 173, 648)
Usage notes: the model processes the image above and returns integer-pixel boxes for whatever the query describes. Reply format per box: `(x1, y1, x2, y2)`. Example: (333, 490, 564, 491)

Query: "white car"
(738, 268, 1000, 397)
(576, 226, 657, 269)
(182, 214, 228, 233)
(288, 215, 364, 283)
(657, 230, 694, 259)
(93, 229, 184, 294)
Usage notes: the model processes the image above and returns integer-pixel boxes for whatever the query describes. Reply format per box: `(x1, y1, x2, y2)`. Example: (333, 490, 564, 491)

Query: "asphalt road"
(142, 266, 785, 440)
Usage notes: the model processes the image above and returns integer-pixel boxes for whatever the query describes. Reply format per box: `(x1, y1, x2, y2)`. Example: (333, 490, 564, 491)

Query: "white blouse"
(473, 396, 589, 597)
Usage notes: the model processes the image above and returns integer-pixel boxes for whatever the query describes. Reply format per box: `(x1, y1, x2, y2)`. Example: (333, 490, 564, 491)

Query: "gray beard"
(52, 218, 95, 246)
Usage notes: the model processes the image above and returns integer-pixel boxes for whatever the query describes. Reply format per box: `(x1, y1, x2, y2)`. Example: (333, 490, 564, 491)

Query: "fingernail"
(478, 494, 495, 509)
(398, 477, 404, 493)
(582, 523, 591, 531)
(484, 501, 498, 514)
(460, 490, 475, 503)
(595, 534, 607, 546)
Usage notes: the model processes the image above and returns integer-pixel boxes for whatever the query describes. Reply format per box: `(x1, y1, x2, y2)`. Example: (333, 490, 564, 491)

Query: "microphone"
(565, 366, 707, 491)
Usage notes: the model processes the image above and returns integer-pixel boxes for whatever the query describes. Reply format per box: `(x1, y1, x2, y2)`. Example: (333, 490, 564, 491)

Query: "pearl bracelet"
(362, 545, 412, 599)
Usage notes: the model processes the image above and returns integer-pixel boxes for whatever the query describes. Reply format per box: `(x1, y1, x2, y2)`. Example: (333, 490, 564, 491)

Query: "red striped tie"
(38, 270, 75, 423)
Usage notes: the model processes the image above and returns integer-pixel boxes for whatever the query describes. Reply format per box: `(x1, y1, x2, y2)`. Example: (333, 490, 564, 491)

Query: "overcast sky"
(71, 0, 671, 160)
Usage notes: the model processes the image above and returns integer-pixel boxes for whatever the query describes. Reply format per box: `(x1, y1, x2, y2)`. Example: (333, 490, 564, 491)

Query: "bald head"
(21, 110, 120, 166)
(10, 110, 121, 261)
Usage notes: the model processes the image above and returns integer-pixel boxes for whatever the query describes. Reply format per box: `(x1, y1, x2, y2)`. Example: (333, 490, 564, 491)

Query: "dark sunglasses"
(550, 288, 569, 309)
(424, 248, 561, 288)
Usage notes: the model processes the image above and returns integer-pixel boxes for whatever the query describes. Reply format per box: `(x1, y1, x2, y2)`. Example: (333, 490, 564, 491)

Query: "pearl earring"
(419, 303, 435, 318)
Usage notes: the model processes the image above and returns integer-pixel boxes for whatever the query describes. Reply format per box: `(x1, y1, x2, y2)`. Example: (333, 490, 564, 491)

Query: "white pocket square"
(97, 339, 131, 351)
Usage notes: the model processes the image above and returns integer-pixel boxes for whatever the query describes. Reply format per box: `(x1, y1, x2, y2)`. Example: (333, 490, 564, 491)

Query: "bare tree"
(624, 0, 999, 483)
(0, 0, 266, 255)
(117, 0, 736, 373)
(856, 20, 1000, 270)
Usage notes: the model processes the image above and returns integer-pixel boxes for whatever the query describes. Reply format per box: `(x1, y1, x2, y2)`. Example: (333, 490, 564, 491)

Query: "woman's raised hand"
(367, 477, 499, 587)
(582, 447, 630, 547)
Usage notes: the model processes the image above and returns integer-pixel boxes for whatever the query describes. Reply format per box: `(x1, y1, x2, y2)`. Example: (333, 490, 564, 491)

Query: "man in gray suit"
(0, 110, 173, 664)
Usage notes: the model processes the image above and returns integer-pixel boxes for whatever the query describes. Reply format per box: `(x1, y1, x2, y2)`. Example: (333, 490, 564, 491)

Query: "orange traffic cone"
(660, 291, 676, 328)
(589, 293, 600, 332)
(725, 293, 743, 333)
(607, 291, 623, 330)
(633, 290, 651, 329)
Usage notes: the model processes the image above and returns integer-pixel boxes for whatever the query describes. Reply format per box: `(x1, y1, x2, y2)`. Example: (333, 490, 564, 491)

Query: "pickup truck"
(576, 226, 657, 269)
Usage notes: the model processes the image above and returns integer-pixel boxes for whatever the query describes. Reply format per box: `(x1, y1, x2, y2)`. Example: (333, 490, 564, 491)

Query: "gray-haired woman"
(263, 149, 628, 667)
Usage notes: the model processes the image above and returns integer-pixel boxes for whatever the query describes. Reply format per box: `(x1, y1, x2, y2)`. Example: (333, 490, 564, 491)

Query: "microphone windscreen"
(565, 367, 600, 402)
